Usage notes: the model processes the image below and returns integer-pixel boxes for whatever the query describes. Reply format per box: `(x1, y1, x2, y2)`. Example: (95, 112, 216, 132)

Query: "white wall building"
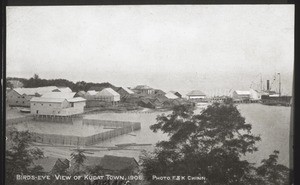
(30, 92, 86, 116)
(186, 90, 206, 101)
(95, 88, 120, 104)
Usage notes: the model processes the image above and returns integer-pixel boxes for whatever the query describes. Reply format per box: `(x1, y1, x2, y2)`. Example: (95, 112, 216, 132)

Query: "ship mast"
(278, 73, 281, 96)
(260, 73, 263, 92)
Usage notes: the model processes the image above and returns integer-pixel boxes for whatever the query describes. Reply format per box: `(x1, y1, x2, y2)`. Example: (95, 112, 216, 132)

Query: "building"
(249, 89, 261, 100)
(138, 99, 156, 109)
(116, 87, 134, 99)
(132, 85, 155, 95)
(186, 90, 206, 101)
(32, 157, 69, 174)
(53, 87, 72, 93)
(154, 89, 166, 96)
(100, 155, 139, 175)
(84, 90, 98, 100)
(75, 91, 86, 98)
(170, 91, 182, 98)
(232, 90, 251, 101)
(30, 92, 86, 117)
(70, 155, 139, 175)
(6, 86, 60, 107)
(165, 91, 179, 99)
(95, 88, 120, 105)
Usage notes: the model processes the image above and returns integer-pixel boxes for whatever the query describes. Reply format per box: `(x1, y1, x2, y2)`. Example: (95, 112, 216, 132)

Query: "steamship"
(260, 73, 292, 107)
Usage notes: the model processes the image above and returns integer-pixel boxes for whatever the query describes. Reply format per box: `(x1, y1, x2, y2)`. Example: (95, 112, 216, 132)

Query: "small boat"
(20, 108, 30, 113)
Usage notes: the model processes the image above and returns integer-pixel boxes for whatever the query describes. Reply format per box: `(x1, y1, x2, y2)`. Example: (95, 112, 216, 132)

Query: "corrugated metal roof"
(30, 97, 66, 103)
(67, 97, 86, 102)
(57, 87, 72, 93)
(14, 86, 59, 96)
(86, 90, 97, 96)
(234, 90, 250, 95)
(121, 87, 134, 94)
(42, 92, 76, 99)
(187, 90, 206, 96)
(134, 85, 153, 90)
(98, 88, 120, 97)
(165, 92, 179, 99)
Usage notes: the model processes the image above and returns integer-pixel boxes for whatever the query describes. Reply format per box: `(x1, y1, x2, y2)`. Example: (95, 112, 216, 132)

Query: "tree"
(5, 129, 44, 185)
(256, 150, 291, 185)
(140, 102, 265, 185)
(70, 149, 87, 175)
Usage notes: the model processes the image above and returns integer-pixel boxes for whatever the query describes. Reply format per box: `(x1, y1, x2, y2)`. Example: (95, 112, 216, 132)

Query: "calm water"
(12, 119, 113, 137)
(237, 104, 291, 167)
(12, 104, 291, 167)
(84, 104, 292, 167)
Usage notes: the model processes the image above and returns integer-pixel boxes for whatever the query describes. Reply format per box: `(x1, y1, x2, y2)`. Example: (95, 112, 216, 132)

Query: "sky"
(6, 5, 294, 96)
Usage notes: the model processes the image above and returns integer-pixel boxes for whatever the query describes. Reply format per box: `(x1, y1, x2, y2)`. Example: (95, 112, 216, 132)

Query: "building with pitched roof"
(75, 91, 86, 98)
(32, 157, 69, 174)
(186, 90, 206, 101)
(232, 90, 251, 100)
(95, 88, 120, 105)
(170, 91, 182, 98)
(116, 87, 134, 99)
(6, 86, 60, 107)
(165, 91, 180, 99)
(132, 85, 155, 95)
(30, 92, 86, 117)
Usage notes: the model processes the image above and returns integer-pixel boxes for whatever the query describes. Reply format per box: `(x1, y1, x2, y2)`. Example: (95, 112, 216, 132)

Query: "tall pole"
(260, 74, 263, 92)
(278, 73, 281, 96)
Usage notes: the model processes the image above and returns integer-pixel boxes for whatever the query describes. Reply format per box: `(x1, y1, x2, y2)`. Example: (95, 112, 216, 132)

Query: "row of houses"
(6, 86, 72, 107)
(6, 84, 210, 114)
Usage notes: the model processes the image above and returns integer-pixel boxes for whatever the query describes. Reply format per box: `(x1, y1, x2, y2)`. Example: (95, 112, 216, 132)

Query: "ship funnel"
(267, 80, 270, 91)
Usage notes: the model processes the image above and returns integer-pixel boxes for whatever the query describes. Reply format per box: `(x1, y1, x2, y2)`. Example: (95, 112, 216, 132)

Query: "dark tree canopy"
(8, 74, 117, 92)
(140, 102, 290, 185)
(5, 129, 44, 185)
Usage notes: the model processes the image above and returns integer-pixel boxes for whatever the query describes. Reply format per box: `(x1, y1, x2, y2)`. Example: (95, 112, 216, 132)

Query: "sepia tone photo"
(5, 5, 294, 185)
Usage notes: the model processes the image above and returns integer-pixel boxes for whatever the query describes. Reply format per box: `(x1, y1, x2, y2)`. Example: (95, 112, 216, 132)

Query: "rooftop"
(98, 88, 120, 96)
(234, 90, 251, 95)
(187, 90, 206, 96)
(41, 92, 76, 99)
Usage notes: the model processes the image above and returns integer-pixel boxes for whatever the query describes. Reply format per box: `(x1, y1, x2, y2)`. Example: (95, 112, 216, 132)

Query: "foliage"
(5, 129, 44, 185)
(12, 74, 117, 92)
(140, 102, 290, 185)
(256, 150, 291, 185)
(70, 149, 87, 175)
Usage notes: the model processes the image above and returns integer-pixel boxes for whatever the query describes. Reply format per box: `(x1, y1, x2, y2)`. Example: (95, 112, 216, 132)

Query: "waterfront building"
(249, 89, 261, 100)
(95, 88, 120, 105)
(30, 92, 86, 117)
(187, 90, 206, 101)
(232, 90, 251, 101)
(132, 85, 155, 95)
(6, 86, 59, 107)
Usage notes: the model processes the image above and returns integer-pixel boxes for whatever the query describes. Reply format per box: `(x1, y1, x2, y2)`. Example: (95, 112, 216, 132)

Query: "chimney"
(267, 80, 270, 91)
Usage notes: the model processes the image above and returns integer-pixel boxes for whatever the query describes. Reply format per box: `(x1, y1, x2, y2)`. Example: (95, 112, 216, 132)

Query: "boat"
(260, 73, 292, 107)
(20, 108, 31, 113)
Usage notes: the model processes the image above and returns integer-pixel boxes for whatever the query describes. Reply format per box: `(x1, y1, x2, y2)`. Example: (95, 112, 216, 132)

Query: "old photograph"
(5, 5, 294, 185)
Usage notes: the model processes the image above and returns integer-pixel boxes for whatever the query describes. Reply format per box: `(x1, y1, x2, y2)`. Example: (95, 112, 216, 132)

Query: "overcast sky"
(6, 5, 294, 96)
